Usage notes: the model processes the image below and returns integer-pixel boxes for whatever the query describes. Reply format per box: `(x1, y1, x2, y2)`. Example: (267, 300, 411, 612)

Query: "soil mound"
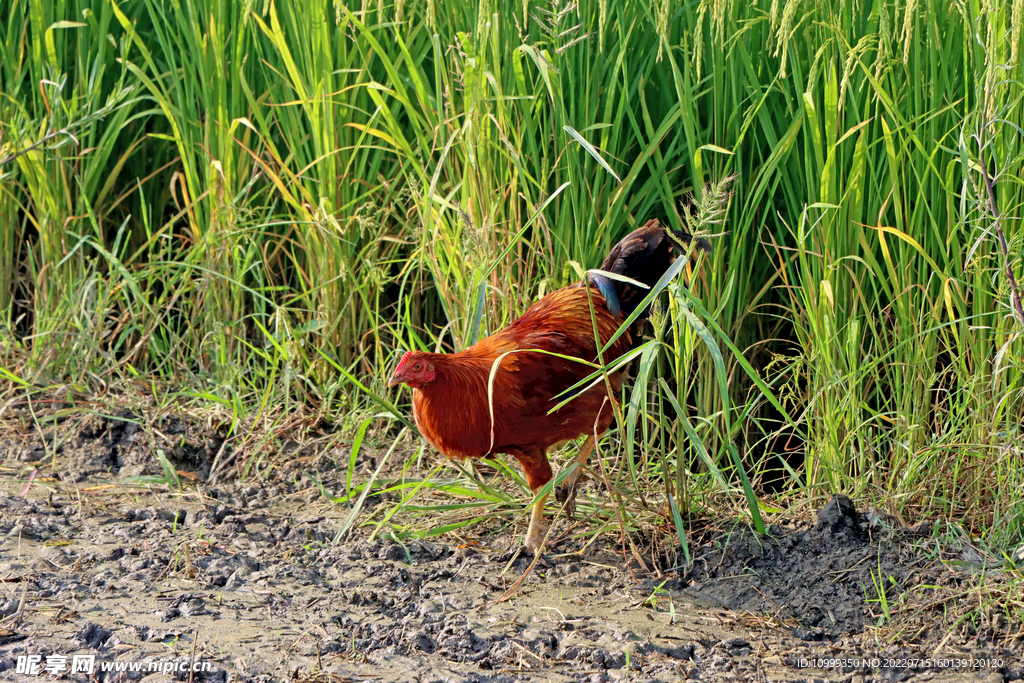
(684, 495, 937, 639)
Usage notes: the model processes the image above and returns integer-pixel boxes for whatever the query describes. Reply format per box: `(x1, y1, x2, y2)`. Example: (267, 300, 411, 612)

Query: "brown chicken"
(389, 219, 710, 553)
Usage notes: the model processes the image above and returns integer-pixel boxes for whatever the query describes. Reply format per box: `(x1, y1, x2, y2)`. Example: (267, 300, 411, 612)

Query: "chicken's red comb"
(395, 350, 413, 371)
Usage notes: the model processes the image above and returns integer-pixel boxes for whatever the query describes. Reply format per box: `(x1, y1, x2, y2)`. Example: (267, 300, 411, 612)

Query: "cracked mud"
(0, 413, 1021, 682)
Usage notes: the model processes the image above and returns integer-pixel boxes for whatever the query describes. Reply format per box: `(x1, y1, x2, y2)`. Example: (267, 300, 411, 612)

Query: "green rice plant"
(755, 0, 1023, 533)
(341, 3, 539, 353)
(244, 2, 414, 385)
(353, 0, 730, 344)
(0, 0, 150, 380)
(111, 0, 260, 381)
(0, 176, 17, 320)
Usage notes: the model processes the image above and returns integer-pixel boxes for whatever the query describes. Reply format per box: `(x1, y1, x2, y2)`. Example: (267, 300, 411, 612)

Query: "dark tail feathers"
(590, 218, 711, 319)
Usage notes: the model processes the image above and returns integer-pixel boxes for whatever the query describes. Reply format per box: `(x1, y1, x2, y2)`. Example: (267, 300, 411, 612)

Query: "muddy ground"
(0, 411, 1021, 682)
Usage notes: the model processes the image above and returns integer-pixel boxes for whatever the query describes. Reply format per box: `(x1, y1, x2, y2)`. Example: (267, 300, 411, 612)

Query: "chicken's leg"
(555, 433, 602, 517)
(514, 449, 553, 555)
(524, 488, 548, 555)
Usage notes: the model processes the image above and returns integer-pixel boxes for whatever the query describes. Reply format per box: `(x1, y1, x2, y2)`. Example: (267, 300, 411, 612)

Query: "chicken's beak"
(388, 373, 405, 388)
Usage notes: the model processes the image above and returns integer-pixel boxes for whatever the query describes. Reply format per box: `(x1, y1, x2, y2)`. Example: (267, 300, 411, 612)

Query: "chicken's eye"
(413, 362, 423, 371)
